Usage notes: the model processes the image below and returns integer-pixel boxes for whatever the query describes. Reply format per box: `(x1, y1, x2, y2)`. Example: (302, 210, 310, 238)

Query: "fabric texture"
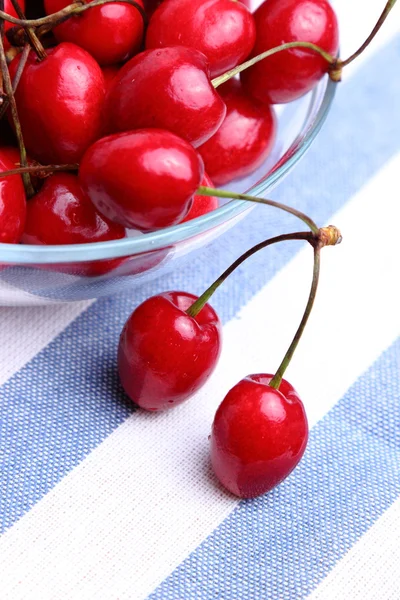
(1, 1, 400, 598)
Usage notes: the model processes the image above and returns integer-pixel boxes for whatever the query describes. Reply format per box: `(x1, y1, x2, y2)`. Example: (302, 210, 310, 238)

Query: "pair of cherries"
(118, 289, 308, 499)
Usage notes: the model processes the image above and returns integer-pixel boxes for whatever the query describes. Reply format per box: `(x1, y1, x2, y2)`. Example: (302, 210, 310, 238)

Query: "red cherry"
(211, 374, 308, 498)
(106, 46, 226, 147)
(146, 0, 256, 78)
(9, 43, 105, 164)
(241, 0, 339, 104)
(118, 291, 222, 411)
(44, 0, 145, 66)
(21, 173, 127, 276)
(180, 173, 218, 223)
(0, 151, 26, 244)
(198, 79, 276, 186)
(2, 0, 25, 51)
(79, 129, 204, 231)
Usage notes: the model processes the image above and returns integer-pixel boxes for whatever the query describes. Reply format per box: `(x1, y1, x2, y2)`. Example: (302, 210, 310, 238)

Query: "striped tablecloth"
(1, 1, 400, 598)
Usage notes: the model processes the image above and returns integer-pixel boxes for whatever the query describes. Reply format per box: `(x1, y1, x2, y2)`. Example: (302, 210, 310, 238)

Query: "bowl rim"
(0, 76, 336, 265)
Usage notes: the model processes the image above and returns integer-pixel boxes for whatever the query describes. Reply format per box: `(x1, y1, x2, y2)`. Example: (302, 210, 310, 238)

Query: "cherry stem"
(0, 43, 29, 120)
(197, 186, 319, 234)
(0, 163, 79, 178)
(340, 0, 397, 68)
(1, 0, 147, 39)
(186, 231, 314, 319)
(10, 0, 46, 60)
(212, 42, 335, 88)
(0, 5, 34, 197)
(269, 246, 320, 389)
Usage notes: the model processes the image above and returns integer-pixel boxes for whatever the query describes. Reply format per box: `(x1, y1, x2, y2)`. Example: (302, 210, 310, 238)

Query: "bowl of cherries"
(0, 0, 340, 305)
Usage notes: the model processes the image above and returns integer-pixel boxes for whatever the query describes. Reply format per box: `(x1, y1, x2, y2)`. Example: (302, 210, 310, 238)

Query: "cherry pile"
(0, 0, 396, 498)
(0, 0, 340, 266)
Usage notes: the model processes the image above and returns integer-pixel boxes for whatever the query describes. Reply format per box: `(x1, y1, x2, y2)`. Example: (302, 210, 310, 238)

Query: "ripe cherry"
(198, 79, 276, 186)
(211, 374, 308, 498)
(0, 151, 26, 244)
(2, 0, 25, 51)
(79, 128, 204, 231)
(146, 0, 256, 78)
(118, 291, 222, 411)
(241, 0, 339, 104)
(44, 0, 145, 66)
(180, 173, 218, 223)
(9, 43, 105, 165)
(106, 46, 226, 147)
(21, 173, 126, 276)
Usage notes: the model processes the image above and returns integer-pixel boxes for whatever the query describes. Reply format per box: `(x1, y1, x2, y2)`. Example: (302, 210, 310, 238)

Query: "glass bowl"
(0, 32, 336, 306)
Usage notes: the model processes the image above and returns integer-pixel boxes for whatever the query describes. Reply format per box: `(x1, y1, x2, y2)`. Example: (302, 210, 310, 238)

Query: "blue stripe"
(148, 339, 400, 600)
(1, 36, 400, 533)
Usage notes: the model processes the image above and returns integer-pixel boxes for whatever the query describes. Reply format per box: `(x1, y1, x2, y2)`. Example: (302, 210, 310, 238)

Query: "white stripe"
(0, 300, 93, 387)
(0, 152, 399, 600)
(307, 498, 400, 600)
(333, 0, 400, 78)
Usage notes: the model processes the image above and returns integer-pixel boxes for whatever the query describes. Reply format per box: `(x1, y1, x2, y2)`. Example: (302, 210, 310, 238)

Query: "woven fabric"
(1, 1, 400, 598)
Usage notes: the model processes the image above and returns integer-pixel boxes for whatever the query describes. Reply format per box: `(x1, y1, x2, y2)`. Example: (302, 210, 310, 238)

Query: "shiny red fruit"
(0, 152, 26, 244)
(241, 0, 339, 104)
(146, 0, 256, 78)
(180, 173, 218, 223)
(118, 291, 222, 411)
(79, 129, 204, 231)
(198, 79, 276, 186)
(211, 374, 308, 498)
(2, 0, 25, 51)
(44, 0, 145, 66)
(21, 173, 126, 276)
(106, 46, 226, 147)
(9, 43, 105, 164)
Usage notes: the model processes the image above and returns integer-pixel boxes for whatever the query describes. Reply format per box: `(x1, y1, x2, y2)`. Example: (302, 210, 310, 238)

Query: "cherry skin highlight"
(106, 46, 226, 147)
(211, 374, 308, 498)
(0, 152, 26, 244)
(180, 173, 218, 223)
(21, 173, 127, 276)
(241, 0, 339, 104)
(9, 43, 105, 165)
(44, 0, 145, 66)
(118, 291, 222, 411)
(146, 0, 256, 78)
(79, 129, 204, 231)
(198, 79, 277, 186)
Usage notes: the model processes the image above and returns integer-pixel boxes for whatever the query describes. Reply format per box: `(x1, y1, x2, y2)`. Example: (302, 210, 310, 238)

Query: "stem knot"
(317, 225, 342, 248)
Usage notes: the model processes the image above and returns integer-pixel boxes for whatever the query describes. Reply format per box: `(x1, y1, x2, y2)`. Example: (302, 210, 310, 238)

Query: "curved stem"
(0, 0, 147, 27)
(269, 246, 321, 389)
(10, 0, 46, 60)
(212, 42, 335, 88)
(0, 10, 34, 197)
(340, 0, 397, 68)
(186, 231, 314, 318)
(0, 163, 79, 178)
(197, 186, 319, 234)
(0, 43, 30, 120)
